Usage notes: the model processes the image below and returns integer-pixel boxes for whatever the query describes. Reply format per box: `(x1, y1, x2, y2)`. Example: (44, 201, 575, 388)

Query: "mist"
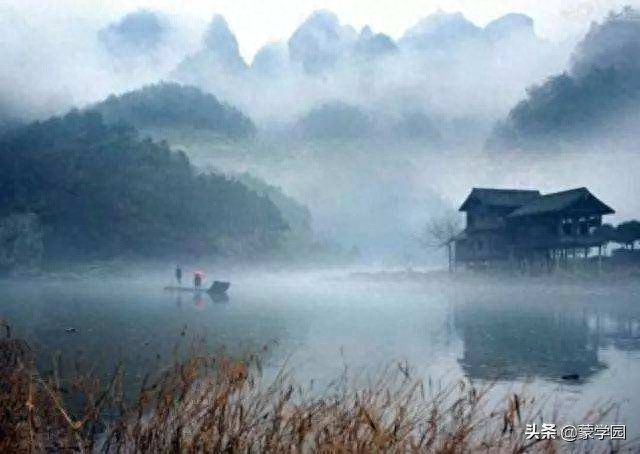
(1, 4, 639, 267)
(4, 4, 640, 448)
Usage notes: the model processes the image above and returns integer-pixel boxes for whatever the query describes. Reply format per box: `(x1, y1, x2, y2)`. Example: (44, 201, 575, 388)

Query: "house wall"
(455, 231, 509, 263)
(466, 205, 510, 231)
(509, 214, 603, 250)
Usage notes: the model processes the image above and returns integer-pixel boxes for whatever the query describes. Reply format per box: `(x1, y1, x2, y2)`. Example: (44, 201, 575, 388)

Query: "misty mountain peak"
(571, 7, 640, 78)
(354, 26, 397, 58)
(288, 9, 357, 74)
(485, 13, 535, 41)
(173, 14, 246, 82)
(202, 15, 243, 61)
(360, 25, 374, 39)
(99, 9, 169, 55)
(251, 42, 289, 75)
(401, 11, 483, 48)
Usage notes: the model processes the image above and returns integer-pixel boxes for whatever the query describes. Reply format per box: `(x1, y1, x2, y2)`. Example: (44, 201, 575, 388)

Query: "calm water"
(1, 268, 639, 428)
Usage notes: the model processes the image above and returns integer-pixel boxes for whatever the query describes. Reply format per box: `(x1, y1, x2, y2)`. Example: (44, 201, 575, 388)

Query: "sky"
(3, 0, 634, 62)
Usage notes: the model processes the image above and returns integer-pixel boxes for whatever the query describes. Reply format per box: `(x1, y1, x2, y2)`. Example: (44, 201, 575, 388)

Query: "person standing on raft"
(175, 265, 182, 285)
(194, 271, 204, 289)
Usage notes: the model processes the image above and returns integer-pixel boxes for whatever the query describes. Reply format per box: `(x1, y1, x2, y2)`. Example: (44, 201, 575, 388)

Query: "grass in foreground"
(0, 324, 635, 453)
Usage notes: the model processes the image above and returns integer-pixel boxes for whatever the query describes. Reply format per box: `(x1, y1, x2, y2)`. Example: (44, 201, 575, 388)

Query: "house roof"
(507, 187, 615, 218)
(459, 188, 541, 211)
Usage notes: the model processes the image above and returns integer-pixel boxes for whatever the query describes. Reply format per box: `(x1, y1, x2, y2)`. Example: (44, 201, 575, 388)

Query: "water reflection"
(452, 283, 640, 383)
(1, 272, 640, 426)
(454, 307, 605, 381)
(172, 291, 230, 309)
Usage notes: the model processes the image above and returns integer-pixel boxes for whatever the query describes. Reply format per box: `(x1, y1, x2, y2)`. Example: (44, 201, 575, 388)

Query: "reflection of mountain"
(454, 306, 605, 381)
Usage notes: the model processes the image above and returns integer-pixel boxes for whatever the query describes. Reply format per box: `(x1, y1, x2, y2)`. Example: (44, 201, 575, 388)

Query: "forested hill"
(0, 110, 286, 264)
(90, 82, 256, 138)
(486, 8, 640, 151)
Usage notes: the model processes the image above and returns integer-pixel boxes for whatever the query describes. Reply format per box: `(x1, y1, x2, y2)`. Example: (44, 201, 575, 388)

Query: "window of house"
(578, 218, 589, 235)
(561, 218, 573, 236)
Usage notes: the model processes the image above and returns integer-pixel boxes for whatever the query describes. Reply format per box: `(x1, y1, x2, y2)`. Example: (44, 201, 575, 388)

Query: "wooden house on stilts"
(454, 187, 615, 270)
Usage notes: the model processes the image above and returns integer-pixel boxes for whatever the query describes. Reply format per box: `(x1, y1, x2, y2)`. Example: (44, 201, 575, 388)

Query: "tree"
(0, 213, 43, 274)
(615, 220, 640, 250)
(420, 212, 463, 272)
(0, 110, 287, 260)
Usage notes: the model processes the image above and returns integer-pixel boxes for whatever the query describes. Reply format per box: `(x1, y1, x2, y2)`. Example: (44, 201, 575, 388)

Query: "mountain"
(90, 82, 256, 137)
(352, 26, 397, 59)
(295, 102, 441, 142)
(172, 15, 247, 88)
(153, 9, 560, 135)
(288, 10, 357, 74)
(0, 110, 286, 261)
(486, 7, 640, 151)
(400, 11, 483, 51)
(484, 13, 535, 41)
(570, 6, 640, 78)
(297, 102, 373, 140)
(237, 173, 313, 238)
(251, 43, 289, 76)
(98, 9, 169, 58)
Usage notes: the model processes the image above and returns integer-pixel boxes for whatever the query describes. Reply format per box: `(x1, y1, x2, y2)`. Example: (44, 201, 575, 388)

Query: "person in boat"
(194, 271, 203, 289)
(175, 265, 182, 285)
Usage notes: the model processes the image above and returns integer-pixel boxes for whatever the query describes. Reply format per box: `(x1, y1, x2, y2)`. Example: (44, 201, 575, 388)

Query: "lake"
(1, 267, 639, 429)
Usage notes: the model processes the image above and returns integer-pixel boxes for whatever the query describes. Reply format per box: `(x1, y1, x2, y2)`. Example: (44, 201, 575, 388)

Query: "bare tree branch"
(419, 212, 463, 250)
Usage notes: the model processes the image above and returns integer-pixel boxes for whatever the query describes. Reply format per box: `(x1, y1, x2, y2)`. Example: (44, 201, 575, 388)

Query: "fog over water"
(3, 269, 640, 427)
(1, 2, 640, 441)
(185, 144, 640, 263)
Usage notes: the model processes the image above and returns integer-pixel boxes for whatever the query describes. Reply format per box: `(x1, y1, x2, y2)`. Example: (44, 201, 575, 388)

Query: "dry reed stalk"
(0, 322, 637, 453)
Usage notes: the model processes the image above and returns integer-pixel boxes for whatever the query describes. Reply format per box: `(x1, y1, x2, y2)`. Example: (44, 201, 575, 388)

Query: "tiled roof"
(459, 188, 540, 211)
(508, 187, 615, 217)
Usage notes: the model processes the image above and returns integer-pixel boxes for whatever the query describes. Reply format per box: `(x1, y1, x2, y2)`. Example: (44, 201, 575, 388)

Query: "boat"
(208, 281, 231, 295)
(164, 281, 231, 295)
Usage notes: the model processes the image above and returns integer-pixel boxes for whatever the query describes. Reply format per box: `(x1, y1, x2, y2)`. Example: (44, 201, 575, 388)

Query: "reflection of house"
(455, 307, 606, 381)
(455, 187, 615, 268)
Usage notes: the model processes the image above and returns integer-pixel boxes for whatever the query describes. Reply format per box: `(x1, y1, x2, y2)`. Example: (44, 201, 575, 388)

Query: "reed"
(0, 323, 635, 453)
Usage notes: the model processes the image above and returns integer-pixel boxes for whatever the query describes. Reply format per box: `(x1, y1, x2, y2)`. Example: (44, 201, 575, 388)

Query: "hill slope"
(487, 8, 640, 151)
(0, 110, 285, 262)
(91, 83, 256, 138)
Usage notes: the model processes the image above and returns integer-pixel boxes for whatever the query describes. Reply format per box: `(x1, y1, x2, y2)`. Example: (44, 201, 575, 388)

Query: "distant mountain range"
(87, 7, 640, 151)
(487, 7, 640, 151)
(161, 8, 564, 144)
(295, 102, 441, 142)
(2, 7, 628, 151)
